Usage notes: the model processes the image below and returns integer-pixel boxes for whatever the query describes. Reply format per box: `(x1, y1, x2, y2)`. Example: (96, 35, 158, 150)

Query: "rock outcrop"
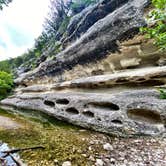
(15, 0, 149, 85)
(1, 90, 166, 137)
(63, 0, 130, 47)
(2, 65, 166, 137)
(1, 0, 166, 137)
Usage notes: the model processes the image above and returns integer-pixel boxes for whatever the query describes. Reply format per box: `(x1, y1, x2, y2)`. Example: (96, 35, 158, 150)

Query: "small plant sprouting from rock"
(158, 88, 166, 99)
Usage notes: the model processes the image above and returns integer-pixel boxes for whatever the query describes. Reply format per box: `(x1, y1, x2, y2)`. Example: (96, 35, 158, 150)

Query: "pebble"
(95, 159, 104, 166)
(88, 146, 92, 151)
(79, 129, 87, 132)
(81, 154, 87, 157)
(103, 143, 113, 151)
(89, 155, 95, 161)
(81, 138, 86, 141)
(110, 158, 115, 164)
(62, 161, 71, 166)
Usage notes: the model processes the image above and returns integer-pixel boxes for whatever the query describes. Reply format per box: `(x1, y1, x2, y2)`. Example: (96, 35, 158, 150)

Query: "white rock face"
(120, 58, 141, 68)
(62, 161, 71, 166)
(103, 143, 113, 151)
(15, 0, 149, 85)
(1, 89, 166, 137)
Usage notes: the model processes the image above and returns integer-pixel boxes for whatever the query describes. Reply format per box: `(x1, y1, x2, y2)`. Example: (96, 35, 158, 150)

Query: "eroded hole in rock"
(83, 111, 94, 118)
(150, 75, 166, 79)
(66, 107, 79, 115)
(116, 78, 128, 84)
(135, 80, 165, 86)
(99, 81, 105, 85)
(97, 117, 102, 121)
(127, 109, 162, 124)
(135, 78, 146, 82)
(111, 119, 123, 125)
(44, 100, 55, 107)
(90, 102, 120, 111)
(56, 99, 69, 105)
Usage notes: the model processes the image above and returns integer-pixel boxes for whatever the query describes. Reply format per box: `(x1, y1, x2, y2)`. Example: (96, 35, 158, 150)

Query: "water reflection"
(0, 142, 23, 166)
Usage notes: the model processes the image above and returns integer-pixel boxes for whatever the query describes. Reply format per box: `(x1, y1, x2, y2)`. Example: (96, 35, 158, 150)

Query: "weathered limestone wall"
(20, 36, 166, 86)
(54, 36, 166, 82)
(15, 0, 150, 86)
(1, 90, 166, 137)
(1, 0, 166, 137)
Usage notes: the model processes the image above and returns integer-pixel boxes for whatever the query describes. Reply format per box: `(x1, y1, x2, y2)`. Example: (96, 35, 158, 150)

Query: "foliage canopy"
(140, 0, 166, 50)
(0, 71, 13, 99)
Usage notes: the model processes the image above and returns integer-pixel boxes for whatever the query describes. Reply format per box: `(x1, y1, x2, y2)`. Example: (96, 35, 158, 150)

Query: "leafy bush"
(140, 0, 166, 50)
(0, 60, 12, 73)
(0, 71, 13, 99)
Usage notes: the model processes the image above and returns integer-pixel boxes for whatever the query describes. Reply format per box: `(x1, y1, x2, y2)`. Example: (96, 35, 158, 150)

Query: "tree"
(44, 0, 72, 40)
(0, 0, 12, 10)
(0, 71, 13, 99)
(0, 60, 11, 73)
(140, 0, 166, 50)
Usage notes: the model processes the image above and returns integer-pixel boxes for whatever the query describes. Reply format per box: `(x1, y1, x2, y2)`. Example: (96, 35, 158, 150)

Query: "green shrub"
(0, 71, 13, 99)
(140, 0, 166, 50)
(158, 88, 166, 99)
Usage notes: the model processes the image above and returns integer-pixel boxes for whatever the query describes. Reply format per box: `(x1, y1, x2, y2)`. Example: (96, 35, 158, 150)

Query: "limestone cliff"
(1, 0, 166, 137)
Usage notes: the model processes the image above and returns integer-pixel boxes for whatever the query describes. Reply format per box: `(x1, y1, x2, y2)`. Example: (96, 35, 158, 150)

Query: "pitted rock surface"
(1, 90, 166, 137)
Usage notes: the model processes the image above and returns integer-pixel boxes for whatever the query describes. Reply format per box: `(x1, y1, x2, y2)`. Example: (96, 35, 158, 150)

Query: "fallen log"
(2, 146, 45, 155)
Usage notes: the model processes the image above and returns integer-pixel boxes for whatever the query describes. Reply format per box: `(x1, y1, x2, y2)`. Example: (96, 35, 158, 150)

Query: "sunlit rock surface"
(1, 90, 166, 137)
(15, 0, 150, 85)
(1, 0, 166, 137)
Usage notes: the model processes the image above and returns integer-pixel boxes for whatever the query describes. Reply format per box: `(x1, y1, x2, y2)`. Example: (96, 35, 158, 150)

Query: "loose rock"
(62, 161, 71, 166)
(95, 159, 104, 166)
(103, 143, 113, 151)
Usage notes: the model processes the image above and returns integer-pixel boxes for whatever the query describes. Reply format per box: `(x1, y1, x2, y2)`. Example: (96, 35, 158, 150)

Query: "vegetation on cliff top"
(140, 0, 166, 50)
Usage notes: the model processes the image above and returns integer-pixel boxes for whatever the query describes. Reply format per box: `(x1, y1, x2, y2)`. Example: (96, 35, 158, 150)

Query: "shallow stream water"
(0, 108, 102, 166)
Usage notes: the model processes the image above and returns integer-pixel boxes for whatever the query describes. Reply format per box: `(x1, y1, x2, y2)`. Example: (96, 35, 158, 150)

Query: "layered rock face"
(1, 0, 166, 137)
(62, 0, 130, 47)
(1, 90, 166, 137)
(15, 0, 150, 85)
